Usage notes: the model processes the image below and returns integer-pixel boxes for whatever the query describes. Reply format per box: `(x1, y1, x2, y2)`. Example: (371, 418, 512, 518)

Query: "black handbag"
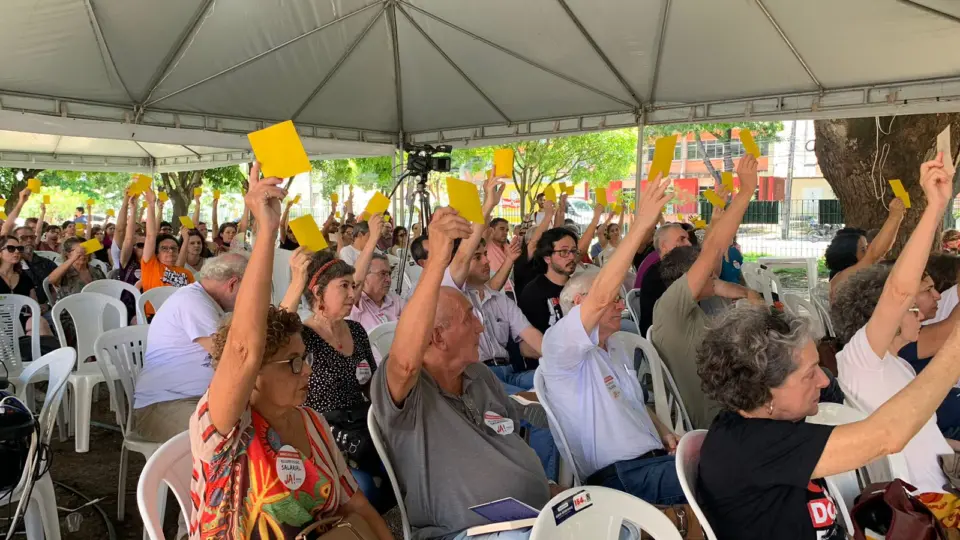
(321, 403, 381, 474)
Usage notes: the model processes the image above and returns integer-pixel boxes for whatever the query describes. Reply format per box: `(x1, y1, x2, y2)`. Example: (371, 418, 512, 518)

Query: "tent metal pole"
(81, 0, 133, 103)
(648, 0, 671, 103)
(754, 0, 822, 91)
(387, 2, 405, 132)
(896, 0, 960, 24)
(397, 1, 634, 110)
(141, 0, 218, 104)
(635, 113, 645, 196)
(396, 5, 511, 124)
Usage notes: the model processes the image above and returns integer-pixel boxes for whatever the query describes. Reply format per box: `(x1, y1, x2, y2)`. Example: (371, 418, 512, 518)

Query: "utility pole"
(781, 120, 797, 240)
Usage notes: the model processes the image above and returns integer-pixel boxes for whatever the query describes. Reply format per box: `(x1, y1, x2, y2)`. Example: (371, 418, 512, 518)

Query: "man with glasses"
(517, 228, 580, 334)
(349, 252, 406, 332)
(133, 253, 247, 443)
(14, 226, 57, 306)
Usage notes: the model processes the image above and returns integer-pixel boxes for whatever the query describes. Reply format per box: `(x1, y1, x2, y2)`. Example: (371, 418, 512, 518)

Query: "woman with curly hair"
(188, 164, 392, 540)
(825, 197, 905, 301)
(695, 303, 960, 540)
(943, 229, 960, 254)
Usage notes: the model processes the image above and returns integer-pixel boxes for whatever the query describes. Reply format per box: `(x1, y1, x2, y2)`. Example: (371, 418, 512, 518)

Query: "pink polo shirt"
(486, 241, 514, 294)
(348, 291, 406, 332)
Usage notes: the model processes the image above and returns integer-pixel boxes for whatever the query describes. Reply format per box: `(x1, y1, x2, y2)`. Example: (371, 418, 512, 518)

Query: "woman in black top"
(0, 235, 53, 336)
(279, 214, 394, 512)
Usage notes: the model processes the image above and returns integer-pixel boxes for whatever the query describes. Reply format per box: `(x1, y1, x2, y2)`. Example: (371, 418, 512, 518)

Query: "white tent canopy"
(2, 0, 960, 173)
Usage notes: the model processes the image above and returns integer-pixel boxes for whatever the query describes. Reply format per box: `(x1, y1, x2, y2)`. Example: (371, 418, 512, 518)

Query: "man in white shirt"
(339, 219, 374, 266)
(133, 253, 247, 442)
(540, 176, 686, 504)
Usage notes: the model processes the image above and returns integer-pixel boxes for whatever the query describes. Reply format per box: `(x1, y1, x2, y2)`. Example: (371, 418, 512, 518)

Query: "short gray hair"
(653, 223, 685, 253)
(200, 253, 248, 282)
(698, 305, 811, 411)
(353, 221, 371, 237)
(559, 269, 600, 315)
(370, 252, 389, 264)
(831, 264, 890, 347)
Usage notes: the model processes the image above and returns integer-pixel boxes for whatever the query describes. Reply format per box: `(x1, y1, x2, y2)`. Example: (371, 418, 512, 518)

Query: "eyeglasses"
(158, 245, 178, 253)
(134, 242, 145, 249)
(908, 307, 921, 315)
(370, 270, 392, 279)
(277, 352, 314, 374)
(551, 248, 581, 258)
(3, 245, 24, 253)
(17, 235, 36, 242)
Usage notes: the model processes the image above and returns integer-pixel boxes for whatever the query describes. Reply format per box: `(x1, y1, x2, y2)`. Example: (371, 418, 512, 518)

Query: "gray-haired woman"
(695, 303, 960, 540)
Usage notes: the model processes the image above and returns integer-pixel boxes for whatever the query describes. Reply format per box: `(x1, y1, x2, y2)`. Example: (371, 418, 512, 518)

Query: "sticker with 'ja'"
(483, 411, 514, 435)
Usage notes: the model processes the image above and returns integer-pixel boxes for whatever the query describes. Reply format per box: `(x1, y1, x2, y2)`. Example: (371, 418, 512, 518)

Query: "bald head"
(435, 287, 470, 328)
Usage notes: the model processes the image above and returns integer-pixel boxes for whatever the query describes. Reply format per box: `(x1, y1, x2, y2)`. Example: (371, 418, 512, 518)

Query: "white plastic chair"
(368, 321, 398, 359)
(41, 277, 57, 306)
(0, 294, 42, 375)
(404, 263, 423, 292)
(739, 262, 763, 292)
(782, 293, 825, 340)
(90, 258, 110, 276)
(137, 286, 177, 325)
(609, 332, 692, 434)
(83, 279, 140, 327)
(273, 248, 293, 306)
(529, 486, 683, 539)
(137, 431, 193, 540)
(94, 325, 160, 521)
(33, 250, 59, 262)
(52, 292, 128, 453)
(386, 254, 414, 297)
(674, 430, 719, 540)
(625, 288, 642, 332)
(8, 347, 76, 540)
(533, 368, 584, 487)
(811, 293, 835, 337)
(367, 408, 412, 540)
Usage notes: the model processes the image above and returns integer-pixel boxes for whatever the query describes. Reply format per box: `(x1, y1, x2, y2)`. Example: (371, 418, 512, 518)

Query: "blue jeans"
(350, 467, 395, 514)
(488, 364, 535, 391)
(586, 454, 686, 505)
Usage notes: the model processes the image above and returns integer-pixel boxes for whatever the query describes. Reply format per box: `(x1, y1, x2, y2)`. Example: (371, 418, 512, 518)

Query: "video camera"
(404, 143, 452, 177)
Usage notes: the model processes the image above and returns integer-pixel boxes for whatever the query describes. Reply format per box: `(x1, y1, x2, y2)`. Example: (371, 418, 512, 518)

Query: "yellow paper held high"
(693, 219, 707, 230)
(595, 188, 608, 207)
(132, 174, 151, 194)
(43, 195, 51, 204)
(384, 214, 391, 222)
(291, 194, 301, 205)
(0, 212, 6, 220)
(86, 198, 95, 207)
(75, 222, 85, 231)
(648, 135, 677, 181)
(543, 186, 557, 203)
(193, 187, 202, 197)
(289, 215, 329, 252)
(335, 211, 342, 219)
(612, 203, 622, 214)
(247, 120, 311, 179)
(704, 189, 727, 209)
(363, 192, 390, 217)
(27, 178, 41, 193)
(889, 179, 911, 209)
(106, 209, 116, 217)
(213, 190, 221, 200)
(81, 239, 103, 255)
(179, 216, 196, 230)
(446, 178, 485, 225)
(331, 193, 339, 205)
(721, 172, 735, 191)
(740, 130, 760, 158)
(558, 182, 568, 194)
(494, 149, 514, 177)
(158, 192, 169, 203)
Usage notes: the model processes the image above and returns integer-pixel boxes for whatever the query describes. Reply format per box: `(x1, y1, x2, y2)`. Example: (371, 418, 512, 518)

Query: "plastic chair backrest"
(367, 409, 412, 540)
(137, 431, 193, 540)
(529, 486, 683, 539)
(625, 288, 642, 328)
(17, 346, 76, 445)
(90, 259, 110, 276)
(34, 251, 59, 262)
(84, 280, 140, 327)
(273, 248, 293, 306)
(811, 293, 835, 337)
(41, 277, 57, 306)
(533, 368, 584, 486)
(368, 321, 398, 359)
(674, 430, 719, 540)
(609, 332, 691, 434)
(782, 293, 825, 340)
(137, 286, 177, 325)
(739, 262, 763, 291)
(832, 387, 911, 483)
(94, 325, 149, 434)
(106, 268, 120, 280)
(52, 292, 128, 361)
(0, 294, 41, 371)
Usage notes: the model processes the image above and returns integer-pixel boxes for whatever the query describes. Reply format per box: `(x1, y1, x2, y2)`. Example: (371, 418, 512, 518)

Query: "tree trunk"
(722, 128, 735, 173)
(695, 133, 721, 185)
(159, 170, 203, 225)
(814, 114, 960, 255)
(5, 168, 43, 214)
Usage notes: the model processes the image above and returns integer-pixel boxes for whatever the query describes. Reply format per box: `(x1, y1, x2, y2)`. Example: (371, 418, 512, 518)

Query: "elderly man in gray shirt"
(371, 208, 551, 540)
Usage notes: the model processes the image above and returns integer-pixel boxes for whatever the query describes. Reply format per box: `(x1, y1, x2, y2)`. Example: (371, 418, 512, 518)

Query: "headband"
(308, 258, 342, 291)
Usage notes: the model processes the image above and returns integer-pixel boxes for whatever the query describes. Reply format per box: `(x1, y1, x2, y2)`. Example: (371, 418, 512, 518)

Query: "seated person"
(348, 252, 405, 332)
(833, 156, 958, 501)
(924, 253, 960, 325)
(133, 253, 246, 443)
(14, 226, 57, 308)
(141, 188, 195, 293)
(635, 222, 692, 334)
(48, 237, 107, 296)
(696, 304, 960, 539)
(541, 177, 685, 505)
(372, 208, 553, 540)
(652, 156, 762, 428)
(0, 235, 52, 336)
(825, 198, 904, 301)
(189, 167, 391, 540)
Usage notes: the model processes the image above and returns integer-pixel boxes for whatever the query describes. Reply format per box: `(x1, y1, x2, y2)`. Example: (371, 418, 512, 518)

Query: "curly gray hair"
(697, 305, 811, 412)
(660, 245, 699, 287)
(830, 264, 891, 347)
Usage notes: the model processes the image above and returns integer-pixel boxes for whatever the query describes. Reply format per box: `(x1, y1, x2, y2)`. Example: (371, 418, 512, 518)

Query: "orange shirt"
(140, 256, 194, 292)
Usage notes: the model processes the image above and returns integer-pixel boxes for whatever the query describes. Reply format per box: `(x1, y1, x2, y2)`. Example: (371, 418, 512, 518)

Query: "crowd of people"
(5, 149, 960, 540)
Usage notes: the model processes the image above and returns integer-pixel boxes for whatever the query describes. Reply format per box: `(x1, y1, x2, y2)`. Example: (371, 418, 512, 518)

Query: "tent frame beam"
(648, 0, 671, 104)
(144, 2, 381, 108)
(292, 5, 387, 120)
(396, 5, 512, 124)
(896, 0, 960, 24)
(554, 0, 644, 107)
(398, 1, 635, 110)
(386, 2, 405, 133)
(81, 0, 133, 103)
(754, 0, 822, 92)
(140, 0, 218, 105)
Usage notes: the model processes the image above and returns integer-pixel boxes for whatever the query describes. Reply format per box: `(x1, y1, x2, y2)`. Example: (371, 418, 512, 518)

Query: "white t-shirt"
(339, 244, 361, 266)
(925, 284, 958, 326)
(134, 282, 226, 409)
(837, 327, 952, 493)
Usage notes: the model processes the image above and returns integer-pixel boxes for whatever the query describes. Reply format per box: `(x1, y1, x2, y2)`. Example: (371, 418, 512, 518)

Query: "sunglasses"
(135, 243, 145, 249)
(3, 245, 24, 253)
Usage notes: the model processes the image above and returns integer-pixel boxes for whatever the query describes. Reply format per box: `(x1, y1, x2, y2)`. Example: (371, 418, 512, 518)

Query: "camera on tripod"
(404, 143, 452, 177)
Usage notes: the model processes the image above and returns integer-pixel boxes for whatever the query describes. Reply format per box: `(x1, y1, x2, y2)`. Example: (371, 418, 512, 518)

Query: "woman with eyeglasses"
(141, 188, 194, 294)
(190, 164, 393, 540)
(279, 213, 396, 512)
(0, 235, 53, 336)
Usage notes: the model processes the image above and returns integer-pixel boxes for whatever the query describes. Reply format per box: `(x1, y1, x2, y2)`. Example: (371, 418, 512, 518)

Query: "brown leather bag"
(641, 504, 705, 539)
(294, 513, 377, 540)
(851, 480, 948, 540)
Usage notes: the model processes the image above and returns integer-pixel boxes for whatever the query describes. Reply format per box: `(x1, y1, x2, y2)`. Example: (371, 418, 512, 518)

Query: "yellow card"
(86, 198, 94, 207)
(179, 216, 196, 229)
(288, 215, 329, 251)
(363, 192, 390, 216)
(193, 187, 202, 197)
(543, 186, 557, 203)
(494, 148, 514, 177)
(384, 214, 391, 222)
(0, 199, 5, 207)
(331, 193, 339, 205)
(76, 222, 85, 231)
(106, 209, 116, 217)
(595, 188, 608, 207)
(558, 182, 568, 194)
(335, 211, 342, 219)
(678, 213, 685, 222)
(27, 178, 41, 193)
(359, 212, 370, 221)
(247, 120, 311, 179)
(612, 203, 622, 214)
(704, 189, 727, 209)
(648, 135, 677, 180)
(213, 190, 221, 200)
(889, 179, 911, 208)
(740, 130, 760, 158)
(291, 194, 301, 205)
(0, 211, 6, 220)
(142, 201, 149, 208)
(158, 192, 169, 203)
(721, 172, 734, 191)
(629, 202, 636, 212)
(133, 174, 152, 192)
(446, 178, 485, 224)
(693, 219, 707, 229)
(81, 238, 103, 254)
(42, 195, 50, 204)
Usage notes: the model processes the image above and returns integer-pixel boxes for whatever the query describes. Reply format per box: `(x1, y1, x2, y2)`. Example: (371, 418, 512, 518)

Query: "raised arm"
(553, 192, 566, 228)
(279, 247, 311, 313)
(814, 319, 960, 479)
(831, 200, 905, 298)
(526, 200, 556, 258)
(85, 202, 93, 240)
(48, 249, 84, 286)
(113, 194, 130, 249)
(119, 194, 139, 268)
(278, 199, 293, 243)
(578, 204, 604, 256)
(142, 189, 158, 263)
(191, 190, 201, 227)
(449, 175, 504, 288)
(236, 206, 250, 242)
(1, 190, 30, 236)
(488, 234, 522, 291)
(176, 226, 189, 267)
(685, 155, 759, 301)
(580, 176, 670, 331)
(864, 156, 951, 357)
(351, 213, 384, 306)
(34, 202, 46, 240)
(211, 196, 220, 239)
(917, 307, 960, 358)
(207, 163, 285, 433)
(386, 208, 472, 405)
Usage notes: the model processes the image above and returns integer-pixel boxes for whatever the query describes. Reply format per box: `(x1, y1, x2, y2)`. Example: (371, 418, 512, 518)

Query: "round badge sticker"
(275, 444, 306, 490)
(483, 411, 514, 435)
(356, 360, 372, 384)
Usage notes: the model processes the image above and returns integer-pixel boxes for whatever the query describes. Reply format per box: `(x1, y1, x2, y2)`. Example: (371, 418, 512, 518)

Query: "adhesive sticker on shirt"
(275, 445, 306, 490)
(603, 375, 622, 400)
(733, 261, 741, 269)
(483, 411, 514, 435)
(375, 312, 389, 325)
(355, 360, 372, 384)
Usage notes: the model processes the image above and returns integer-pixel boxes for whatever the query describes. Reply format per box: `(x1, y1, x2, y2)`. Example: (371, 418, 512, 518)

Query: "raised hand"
(143, 188, 157, 205)
(593, 203, 604, 220)
(543, 199, 556, 216)
(888, 197, 905, 215)
(483, 172, 506, 214)
(505, 233, 523, 262)
(920, 152, 953, 212)
(18, 189, 30, 205)
(428, 207, 473, 263)
(289, 246, 312, 285)
(243, 161, 286, 233)
(368, 212, 384, 241)
(735, 154, 759, 198)
(635, 174, 673, 230)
